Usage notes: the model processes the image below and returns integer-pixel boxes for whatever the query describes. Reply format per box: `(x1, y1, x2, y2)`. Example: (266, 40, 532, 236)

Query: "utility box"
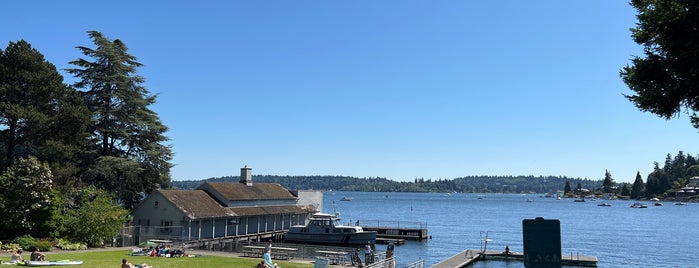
(522, 217, 561, 268)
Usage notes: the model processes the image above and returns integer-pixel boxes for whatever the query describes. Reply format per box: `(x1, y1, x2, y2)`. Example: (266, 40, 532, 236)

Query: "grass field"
(0, 250, 316, 268)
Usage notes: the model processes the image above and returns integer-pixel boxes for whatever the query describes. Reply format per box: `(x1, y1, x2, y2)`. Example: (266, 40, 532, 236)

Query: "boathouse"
(130, 166, 320, 244)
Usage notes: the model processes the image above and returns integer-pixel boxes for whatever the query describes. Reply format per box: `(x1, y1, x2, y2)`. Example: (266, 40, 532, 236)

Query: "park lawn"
(1, 250, 314, 268)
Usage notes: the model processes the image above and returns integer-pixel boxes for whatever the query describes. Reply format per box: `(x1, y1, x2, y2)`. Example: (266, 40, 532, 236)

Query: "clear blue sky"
(3, 1, 697, 183)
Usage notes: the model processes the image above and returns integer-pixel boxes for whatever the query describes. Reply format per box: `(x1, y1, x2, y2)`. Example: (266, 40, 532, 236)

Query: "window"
(160, 220, 172, 234)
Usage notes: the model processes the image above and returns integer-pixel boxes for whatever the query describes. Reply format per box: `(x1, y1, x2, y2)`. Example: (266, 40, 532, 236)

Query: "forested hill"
(171, 175, 602, 194)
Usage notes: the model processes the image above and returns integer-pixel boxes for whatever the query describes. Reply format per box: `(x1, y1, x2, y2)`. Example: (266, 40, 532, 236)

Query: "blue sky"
(3, 1, 697, 183)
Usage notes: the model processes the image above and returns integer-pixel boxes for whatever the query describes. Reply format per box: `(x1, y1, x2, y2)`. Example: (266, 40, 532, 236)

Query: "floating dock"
(430, 250, 598, 268)
(363, 225, 429, 240)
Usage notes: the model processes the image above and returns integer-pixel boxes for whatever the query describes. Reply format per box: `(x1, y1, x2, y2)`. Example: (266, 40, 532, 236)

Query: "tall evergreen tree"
(564, 181, 572, 194)
(603, 169, 615, 193)
(67, 31, 173, 209)
(0, 40, 88, 174)
(631, 171, 645, 199)
(621, 0, 699, 130)
(620, 183, 631, 196)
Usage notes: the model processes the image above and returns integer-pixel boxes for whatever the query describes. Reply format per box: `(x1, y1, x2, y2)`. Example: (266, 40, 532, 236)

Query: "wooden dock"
(430, 249, 481, 268)
(430, 250, 598, 268)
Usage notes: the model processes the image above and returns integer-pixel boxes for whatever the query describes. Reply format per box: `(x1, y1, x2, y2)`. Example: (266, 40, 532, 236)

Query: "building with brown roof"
(131, 166, 320, 244)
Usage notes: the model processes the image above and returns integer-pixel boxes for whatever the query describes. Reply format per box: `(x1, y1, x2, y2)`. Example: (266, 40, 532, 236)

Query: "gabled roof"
(198, 182, 297, 201)
(159, 189, 235, 220)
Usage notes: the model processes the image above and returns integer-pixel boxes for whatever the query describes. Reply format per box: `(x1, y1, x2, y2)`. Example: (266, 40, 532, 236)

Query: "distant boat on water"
(597, 202, 611, 207)
(340, 197, 353, 201)
(631, 202, 648, 208)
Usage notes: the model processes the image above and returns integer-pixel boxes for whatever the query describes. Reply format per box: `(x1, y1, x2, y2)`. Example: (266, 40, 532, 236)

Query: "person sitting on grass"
(30, 247, 45, 261)
(10, 249, 23, 264)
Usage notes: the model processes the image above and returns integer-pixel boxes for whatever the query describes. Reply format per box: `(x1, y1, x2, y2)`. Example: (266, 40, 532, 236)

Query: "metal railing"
(366, 256, 396, 268)
(404, 259, 425, 268)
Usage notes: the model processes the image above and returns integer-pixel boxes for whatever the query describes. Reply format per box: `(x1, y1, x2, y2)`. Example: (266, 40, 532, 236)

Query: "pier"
(430, 250, 598, 268)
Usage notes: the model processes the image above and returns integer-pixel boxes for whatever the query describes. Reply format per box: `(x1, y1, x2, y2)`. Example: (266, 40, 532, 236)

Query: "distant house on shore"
(675, 176, 699, 201)
(130, 165, 321, 244)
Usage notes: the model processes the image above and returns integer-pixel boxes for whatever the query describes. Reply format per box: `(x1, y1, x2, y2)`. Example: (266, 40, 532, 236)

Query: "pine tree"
(603, 170, 615, 193)
(631, 171, 645, 199)
(0, 40, 88, 174)
(67, 31, 173, 209)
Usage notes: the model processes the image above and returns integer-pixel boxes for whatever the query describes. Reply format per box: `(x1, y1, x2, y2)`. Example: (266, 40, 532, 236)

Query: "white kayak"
(24, 260, 83, 266)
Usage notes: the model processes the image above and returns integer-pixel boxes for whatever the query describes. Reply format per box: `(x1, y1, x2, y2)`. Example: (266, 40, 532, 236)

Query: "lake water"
(323, 191, 698, 268)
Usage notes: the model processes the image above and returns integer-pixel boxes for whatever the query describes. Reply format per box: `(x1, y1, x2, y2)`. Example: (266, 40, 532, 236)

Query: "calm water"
(323, 191, 698, 268)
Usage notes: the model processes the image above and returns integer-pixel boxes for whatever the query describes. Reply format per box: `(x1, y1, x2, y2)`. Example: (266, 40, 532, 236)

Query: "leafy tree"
(603, 170, 615, 193)
(621, 0, 699, 129)
(631, 171, 645, 199)
(564, 181, 572, 194)
(67, 31, 173, 209)
(64, 187, 128, 247)
(0, 156, 56, 238)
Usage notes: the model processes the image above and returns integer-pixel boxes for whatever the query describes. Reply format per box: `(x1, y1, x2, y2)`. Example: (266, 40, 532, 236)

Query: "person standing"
(263, 240, 273, 267)
(364, 241, 373, 264)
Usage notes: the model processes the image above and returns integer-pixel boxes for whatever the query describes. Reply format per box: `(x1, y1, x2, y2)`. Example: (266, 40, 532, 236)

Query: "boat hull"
(283, 232, 376, 245)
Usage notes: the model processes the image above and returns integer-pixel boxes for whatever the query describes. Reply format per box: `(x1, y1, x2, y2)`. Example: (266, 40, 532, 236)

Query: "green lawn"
(1, 250, 315, 268)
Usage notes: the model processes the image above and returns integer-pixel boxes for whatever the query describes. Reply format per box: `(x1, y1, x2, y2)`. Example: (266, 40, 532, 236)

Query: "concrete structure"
(131, 166, 320, 244)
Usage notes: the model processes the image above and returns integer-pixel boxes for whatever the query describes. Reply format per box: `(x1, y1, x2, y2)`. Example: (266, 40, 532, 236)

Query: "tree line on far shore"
(174, 151, 699, 201)
(174, 174, 601, 194)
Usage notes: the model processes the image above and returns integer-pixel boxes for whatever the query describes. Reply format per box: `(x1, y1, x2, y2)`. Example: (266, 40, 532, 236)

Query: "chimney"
(240, 165, 253, 186)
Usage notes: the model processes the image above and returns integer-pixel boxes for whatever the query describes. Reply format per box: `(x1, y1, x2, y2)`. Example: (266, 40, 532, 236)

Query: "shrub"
(34, 239, 53, 252)
(55, 238, 87, 250)
(1, 243, 21, 252)
(12, 235, 36, 251)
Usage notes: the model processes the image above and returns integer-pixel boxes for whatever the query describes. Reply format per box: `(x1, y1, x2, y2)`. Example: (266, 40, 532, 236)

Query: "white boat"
(283, 212, 376, 245)
(630, 202, 648, 208)
(675, 202, 688, 205)
(25, 260, 83, 266)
